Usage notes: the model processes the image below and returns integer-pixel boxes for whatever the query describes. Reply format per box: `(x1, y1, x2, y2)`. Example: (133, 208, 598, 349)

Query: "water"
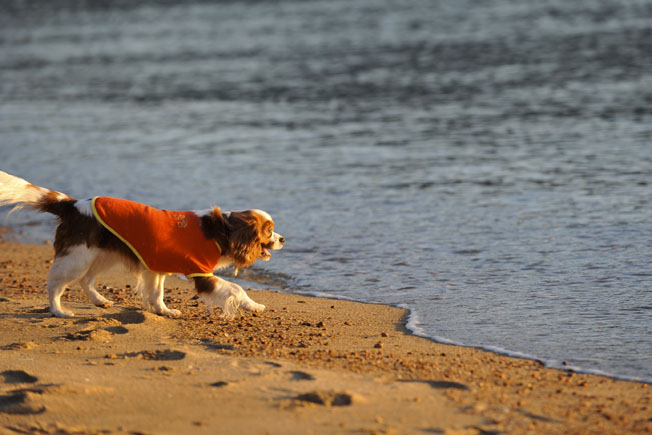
(1, 0, 651, 382)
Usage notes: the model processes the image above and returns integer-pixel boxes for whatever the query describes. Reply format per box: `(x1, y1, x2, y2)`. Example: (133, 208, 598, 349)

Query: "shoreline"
(1, 239, 651, 434)
(269, 288, 652, 387)
(403, 309, 652, 387)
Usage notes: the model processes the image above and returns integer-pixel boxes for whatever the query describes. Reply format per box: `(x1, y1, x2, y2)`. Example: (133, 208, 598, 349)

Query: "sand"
(0, 239, 650, 434)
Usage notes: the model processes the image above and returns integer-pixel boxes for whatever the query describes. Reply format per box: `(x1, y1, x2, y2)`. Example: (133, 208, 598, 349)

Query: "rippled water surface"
(1, 0, 651, 381)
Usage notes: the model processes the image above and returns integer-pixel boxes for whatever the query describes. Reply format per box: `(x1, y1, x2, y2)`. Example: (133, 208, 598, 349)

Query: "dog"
(0, 171, 284, 318)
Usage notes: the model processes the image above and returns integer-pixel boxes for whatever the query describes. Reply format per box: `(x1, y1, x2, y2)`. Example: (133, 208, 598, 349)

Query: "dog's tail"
(0, 171, 76, 216)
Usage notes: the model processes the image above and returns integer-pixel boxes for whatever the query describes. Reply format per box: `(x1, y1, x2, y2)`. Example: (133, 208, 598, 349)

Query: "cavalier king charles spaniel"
(0, 171, 284, 318)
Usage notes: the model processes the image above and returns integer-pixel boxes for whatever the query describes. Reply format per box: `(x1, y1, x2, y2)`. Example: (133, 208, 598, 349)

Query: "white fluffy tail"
(0, 171, 72, 213)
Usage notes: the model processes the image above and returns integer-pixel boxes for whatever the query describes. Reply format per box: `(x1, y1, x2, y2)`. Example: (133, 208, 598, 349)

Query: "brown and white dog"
(0, 171, 284, 318)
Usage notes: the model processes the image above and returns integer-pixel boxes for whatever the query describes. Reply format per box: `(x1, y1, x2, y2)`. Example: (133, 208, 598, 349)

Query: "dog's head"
(228, 209, 284, 269)
(202, 208, 281, 270)
(202, 207, 284, 269)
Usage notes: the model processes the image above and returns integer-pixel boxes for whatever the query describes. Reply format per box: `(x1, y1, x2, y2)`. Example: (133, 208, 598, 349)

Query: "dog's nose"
(279, 237, 285, 244)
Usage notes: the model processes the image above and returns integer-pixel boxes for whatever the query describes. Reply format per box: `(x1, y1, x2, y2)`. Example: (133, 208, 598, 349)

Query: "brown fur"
(199, 207, 277, 269)
(37, 196, 139, 265)
(199, 207, 232, 254)
(227, 210, 272, 269)
(193, 275, 219, 294)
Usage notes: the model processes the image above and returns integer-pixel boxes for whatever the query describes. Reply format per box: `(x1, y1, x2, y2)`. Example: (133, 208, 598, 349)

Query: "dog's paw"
(160, 308, 182, 318)
(246, 302, 266, 313)
(94, 299, 114, 309)
(50, 308, 75, 318)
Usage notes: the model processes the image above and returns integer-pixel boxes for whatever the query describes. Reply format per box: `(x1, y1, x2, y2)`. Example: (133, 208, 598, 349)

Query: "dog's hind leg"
(47, 245, 97, 317)
(140, 270, 181, 318)
(194, 276, 265, 318)
(78, 254, 115, 309)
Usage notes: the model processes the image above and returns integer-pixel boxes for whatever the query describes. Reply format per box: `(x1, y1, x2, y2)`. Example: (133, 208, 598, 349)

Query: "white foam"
(403, 306, 652, 384)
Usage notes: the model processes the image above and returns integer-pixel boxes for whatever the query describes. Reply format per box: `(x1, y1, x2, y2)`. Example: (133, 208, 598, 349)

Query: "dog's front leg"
(139, 271, 181, 317)
(194, 276, 265, 318)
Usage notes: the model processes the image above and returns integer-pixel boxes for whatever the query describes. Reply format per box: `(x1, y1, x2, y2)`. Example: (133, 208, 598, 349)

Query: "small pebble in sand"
(374, 342, 383, 349)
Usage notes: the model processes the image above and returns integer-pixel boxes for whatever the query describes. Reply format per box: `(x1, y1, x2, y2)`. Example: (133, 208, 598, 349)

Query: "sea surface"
(1, 0, 651, 382)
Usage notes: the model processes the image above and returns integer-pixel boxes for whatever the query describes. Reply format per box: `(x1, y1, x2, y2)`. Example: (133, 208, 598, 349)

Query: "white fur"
(199, 277, 265, 318)
(269, 232, 285, 250)
(214, 255, 236, 270)
(46, 244, 184, 318)
(253, 209, 272, 221)
(0, 171, 66, 212)
(135, 270, 181, 318)
(47, 245, 119, 317)
(75, 198, 94, 216)
(45, 244, 264, 318)
(191, 209, 214, 218)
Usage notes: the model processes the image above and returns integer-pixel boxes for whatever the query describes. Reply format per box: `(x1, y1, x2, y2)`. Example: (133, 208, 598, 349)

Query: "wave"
(404, 308, 652, 385)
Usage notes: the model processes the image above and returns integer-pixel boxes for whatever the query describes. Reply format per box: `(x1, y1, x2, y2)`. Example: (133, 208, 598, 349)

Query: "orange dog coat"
(91, 197, 221, 278)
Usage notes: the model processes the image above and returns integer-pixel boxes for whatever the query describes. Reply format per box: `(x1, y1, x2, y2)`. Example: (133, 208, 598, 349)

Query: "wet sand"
(0, 240, 650, 434)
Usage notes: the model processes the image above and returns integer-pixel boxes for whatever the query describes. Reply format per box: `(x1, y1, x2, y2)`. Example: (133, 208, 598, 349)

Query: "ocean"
(1, 0, 651, 382)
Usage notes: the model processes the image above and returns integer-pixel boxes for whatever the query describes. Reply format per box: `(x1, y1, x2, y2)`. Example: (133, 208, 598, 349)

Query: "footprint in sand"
(1, 370, 38, 384)
(200, 339, 236, 351)
(105, 310, 164, 325)
(0, 391, 46, 415)
(399, 379, 470, 391)
(2, 341, 37, 350)
(28, 307, 51, 314)
(69, 317, 129, 338)
(288, 370, 315, 381)
(118, 349, 186, 361)
(63, 329, 114, 342)
(0, 371, 43, 416)
(202, 342, 235, 351)
(295, 391, 354, 407)
(104, 326, 128, 335)
(75, 317, 122, 327)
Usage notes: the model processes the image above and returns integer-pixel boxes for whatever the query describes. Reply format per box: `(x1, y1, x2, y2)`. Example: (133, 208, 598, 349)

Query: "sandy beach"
(0, 239, 650, 434)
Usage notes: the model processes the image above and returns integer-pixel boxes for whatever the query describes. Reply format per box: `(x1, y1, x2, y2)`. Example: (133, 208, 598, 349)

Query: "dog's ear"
(200, 206, 232, 253)
(228, 211, 262, 269)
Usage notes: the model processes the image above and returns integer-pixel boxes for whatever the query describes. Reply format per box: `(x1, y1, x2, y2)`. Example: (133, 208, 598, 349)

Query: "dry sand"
(0, 239, 650, 434)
